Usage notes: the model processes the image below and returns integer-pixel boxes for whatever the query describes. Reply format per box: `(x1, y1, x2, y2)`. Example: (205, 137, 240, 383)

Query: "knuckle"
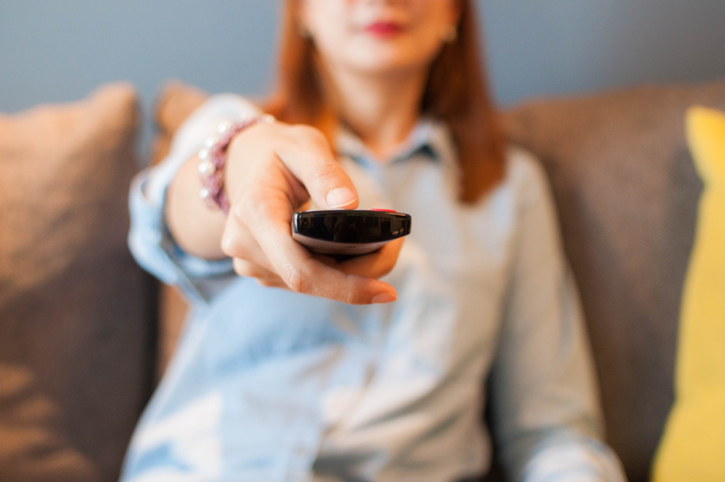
(248, 204, 279, 230)
(220, 235, 237, 257)
(223, 235, 254, 263)
(221, 233, 244, 259)
(233, 194, 255, 220)
(292, 127, 330, 154)
(237, 191, 269, 224)
(291, 124, 324, 142)
(233, 259, 255, 278)
(281, 265, 307, 293)
(228, 202, 244, 224)
(221, 230, 252, 261)
(341, 287, 357, 305)
(256, 277, 282, 288)
(311, 162, 343, 187)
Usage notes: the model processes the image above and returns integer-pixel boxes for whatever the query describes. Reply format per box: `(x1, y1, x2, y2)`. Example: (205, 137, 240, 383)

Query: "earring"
(443, 25, 458, 43)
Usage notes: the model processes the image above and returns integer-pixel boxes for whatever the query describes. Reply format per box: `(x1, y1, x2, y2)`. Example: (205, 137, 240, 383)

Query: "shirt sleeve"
(127, 94, 262, 305)
(489, 149, 626, 481)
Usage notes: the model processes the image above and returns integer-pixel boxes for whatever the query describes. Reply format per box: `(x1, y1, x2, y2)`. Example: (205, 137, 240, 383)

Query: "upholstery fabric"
(149, 80, 208, 375)
(653, 106, 725, 481)
(0, 84, 156, 481)
(151, 80, 208, 166)
(502, 79, 725, 481)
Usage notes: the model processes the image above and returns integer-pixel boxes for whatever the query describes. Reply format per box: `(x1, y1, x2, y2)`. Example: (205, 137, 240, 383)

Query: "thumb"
(274, 129, 359, 210)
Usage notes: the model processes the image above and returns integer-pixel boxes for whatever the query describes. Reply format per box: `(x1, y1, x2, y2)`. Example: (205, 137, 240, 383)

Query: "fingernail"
(326, 187, 356, 208)
(371, 292, 397, 304)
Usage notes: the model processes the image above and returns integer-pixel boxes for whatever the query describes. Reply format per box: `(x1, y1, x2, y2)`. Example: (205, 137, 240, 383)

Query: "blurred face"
(298, 0, 461, 77)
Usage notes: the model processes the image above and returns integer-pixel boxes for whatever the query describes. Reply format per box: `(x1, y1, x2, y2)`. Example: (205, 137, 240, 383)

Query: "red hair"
(264, 0, 505, 203)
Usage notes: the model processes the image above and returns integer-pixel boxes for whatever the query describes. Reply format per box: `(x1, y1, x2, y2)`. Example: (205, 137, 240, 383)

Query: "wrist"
(197, 115, 274, 214)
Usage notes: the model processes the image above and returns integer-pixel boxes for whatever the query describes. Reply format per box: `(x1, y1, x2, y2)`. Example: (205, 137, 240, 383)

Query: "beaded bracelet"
(198, 114, 275, 214)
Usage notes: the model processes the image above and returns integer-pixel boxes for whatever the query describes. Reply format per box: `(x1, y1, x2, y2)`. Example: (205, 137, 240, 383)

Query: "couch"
(2, 78, 724, 482)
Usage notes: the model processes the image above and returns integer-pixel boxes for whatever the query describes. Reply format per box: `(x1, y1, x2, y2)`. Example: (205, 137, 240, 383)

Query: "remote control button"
(370, 208, 396, 213)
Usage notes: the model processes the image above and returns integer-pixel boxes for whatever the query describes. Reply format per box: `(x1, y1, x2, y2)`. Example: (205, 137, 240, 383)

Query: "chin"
(348, 50, 434, 75)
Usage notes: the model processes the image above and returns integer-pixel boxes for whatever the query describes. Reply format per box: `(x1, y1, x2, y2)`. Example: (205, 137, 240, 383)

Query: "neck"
(323, 66, 428, 161)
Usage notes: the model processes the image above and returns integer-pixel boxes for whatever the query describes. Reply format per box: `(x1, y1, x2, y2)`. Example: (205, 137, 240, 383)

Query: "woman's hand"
(220, 120, 402, 304)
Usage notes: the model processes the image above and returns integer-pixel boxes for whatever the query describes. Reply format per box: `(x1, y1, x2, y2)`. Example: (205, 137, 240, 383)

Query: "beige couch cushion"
(149, 81, 207, 376)
(503, 79, 725, 481)
(0, 84, 156, 481)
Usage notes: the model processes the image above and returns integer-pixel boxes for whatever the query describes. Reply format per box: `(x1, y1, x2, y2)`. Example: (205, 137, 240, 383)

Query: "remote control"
(292, 209, 411, 258)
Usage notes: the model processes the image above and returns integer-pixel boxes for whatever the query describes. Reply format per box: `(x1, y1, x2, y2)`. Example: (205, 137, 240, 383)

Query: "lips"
(364, 21, 405, 37)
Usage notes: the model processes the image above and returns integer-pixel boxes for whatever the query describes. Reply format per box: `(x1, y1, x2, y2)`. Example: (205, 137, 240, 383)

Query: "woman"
(123, 0, 625, 480)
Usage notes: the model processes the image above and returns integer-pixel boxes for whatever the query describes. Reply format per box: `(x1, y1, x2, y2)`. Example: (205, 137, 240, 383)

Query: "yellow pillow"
(653, 106, 725, 481)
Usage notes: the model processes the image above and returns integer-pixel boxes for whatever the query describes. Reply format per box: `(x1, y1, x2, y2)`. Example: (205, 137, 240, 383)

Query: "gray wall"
(2, 1, 724, 127)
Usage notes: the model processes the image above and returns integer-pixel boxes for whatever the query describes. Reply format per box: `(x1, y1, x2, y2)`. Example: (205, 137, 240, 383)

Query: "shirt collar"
(335, 117, 457, 170)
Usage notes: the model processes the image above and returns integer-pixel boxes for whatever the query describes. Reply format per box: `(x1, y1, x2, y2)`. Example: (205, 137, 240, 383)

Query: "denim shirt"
(121, 95, 625, 481)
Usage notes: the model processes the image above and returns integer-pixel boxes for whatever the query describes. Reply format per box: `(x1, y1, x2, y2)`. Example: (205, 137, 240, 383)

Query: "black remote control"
(292, 209, 412, 257)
